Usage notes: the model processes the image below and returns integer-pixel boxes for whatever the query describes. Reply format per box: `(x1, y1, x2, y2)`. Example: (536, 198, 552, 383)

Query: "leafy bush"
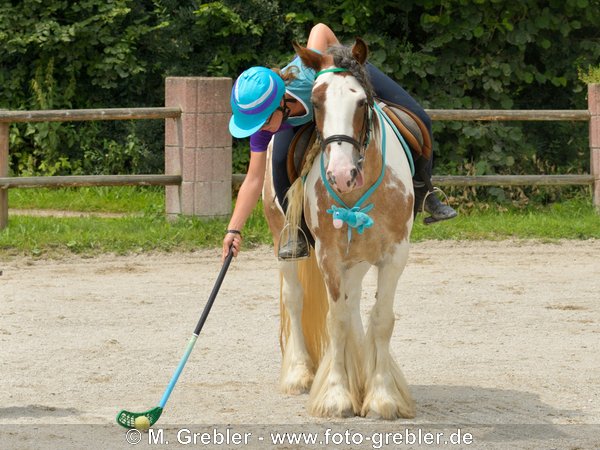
(578, 65, 600, 84)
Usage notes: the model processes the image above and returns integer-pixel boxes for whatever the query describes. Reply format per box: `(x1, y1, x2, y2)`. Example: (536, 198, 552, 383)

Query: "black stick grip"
(193, 247, 234, 336)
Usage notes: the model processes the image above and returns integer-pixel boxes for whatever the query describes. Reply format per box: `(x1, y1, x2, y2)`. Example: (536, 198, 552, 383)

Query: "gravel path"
(1, 240, 599, 449)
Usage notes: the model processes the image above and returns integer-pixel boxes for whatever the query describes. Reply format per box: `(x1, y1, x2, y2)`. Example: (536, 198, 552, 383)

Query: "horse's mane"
(326, 44, 375, 106)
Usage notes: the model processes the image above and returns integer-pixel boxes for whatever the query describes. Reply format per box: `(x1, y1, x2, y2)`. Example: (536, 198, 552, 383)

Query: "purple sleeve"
(249, 130, 274, 152)
(249, 123, 294, 152)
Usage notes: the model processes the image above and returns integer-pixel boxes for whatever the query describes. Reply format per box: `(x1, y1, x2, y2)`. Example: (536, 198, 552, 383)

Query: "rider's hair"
(272, 66, 298, 85)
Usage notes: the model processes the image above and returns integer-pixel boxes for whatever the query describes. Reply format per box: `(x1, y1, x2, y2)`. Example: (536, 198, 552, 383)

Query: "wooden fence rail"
(0, 77, 233, 230)
(0, 174, 182, 189)
(0, 81, 598, 231)
(0, 106, 184, 229)
(0, 107, 182, 123)
(426, 109, 590, 121)
(232, 173, 595, 190)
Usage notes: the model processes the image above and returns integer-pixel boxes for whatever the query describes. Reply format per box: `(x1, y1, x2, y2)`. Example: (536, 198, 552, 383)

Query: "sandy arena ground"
(1, 240, 599, 449)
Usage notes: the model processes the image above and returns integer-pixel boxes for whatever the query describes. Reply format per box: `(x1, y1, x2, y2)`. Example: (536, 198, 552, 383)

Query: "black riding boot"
(278, 238, 309, 260)
(414, 181, 458, 223)
(277, 227, 310, 260)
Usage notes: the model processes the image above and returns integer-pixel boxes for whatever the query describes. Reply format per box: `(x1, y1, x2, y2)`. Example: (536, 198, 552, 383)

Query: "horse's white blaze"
(322, 75, 366, 193)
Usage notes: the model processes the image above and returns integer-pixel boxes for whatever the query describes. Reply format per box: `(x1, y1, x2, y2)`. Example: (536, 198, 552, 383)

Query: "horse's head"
(294, 38, 374, 195)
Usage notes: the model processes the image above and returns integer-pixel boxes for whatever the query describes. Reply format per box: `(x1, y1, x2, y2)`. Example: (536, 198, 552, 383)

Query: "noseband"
(320, 133, 364, 152)
(314, 68, 372, 161)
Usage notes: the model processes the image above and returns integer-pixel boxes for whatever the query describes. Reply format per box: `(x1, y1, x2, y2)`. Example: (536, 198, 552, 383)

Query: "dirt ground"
(1, 240, 599, 449)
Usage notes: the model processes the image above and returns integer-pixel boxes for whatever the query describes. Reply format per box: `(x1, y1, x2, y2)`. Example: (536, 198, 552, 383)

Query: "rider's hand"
(223, 230, 241, 261)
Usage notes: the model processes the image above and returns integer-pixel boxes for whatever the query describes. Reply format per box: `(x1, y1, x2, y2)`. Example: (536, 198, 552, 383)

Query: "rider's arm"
(223, 149, 267, 260)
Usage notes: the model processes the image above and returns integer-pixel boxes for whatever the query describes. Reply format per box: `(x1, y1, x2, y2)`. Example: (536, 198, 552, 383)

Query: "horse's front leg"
(309, 261, 368, 417)
(362, 242, 415, 419)
(279, 261, 314, 394)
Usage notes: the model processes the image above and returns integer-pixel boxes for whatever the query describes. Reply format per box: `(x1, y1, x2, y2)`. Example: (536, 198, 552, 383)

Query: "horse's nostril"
(327, 171, 336, 185)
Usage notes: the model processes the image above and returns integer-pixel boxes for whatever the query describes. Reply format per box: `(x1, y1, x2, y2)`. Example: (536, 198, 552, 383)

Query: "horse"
(262, 37, 416, 419)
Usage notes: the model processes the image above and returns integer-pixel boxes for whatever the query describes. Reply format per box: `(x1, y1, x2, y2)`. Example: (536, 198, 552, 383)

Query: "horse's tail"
(279, 251, 329, 367)
(283, 177, 304, 244)
(279, 176, 328, 368)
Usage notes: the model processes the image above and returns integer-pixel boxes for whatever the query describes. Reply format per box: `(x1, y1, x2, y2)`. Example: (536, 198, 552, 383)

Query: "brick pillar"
(0, 122, 8, 230)
(165, 77, 232, 219)
(590, 84, 600, 212)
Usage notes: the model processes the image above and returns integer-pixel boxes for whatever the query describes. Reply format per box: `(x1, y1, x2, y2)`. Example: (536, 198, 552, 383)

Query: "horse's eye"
(357, 99, 366, 108)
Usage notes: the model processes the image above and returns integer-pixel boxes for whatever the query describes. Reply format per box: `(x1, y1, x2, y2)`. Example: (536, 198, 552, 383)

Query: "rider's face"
(261, 108, 284, 132)
(261, 98, 288, 132)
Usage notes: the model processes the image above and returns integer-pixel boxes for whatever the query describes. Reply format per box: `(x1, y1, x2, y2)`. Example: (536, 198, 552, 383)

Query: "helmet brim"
(228, 111, 271, 138)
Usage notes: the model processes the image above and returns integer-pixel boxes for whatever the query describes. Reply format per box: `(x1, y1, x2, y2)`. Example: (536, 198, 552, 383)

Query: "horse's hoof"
(309, 386, 357, 418)
(281, 378, 313, 395)
(280, 364, 314, 395)
(361, 396, 415, 420)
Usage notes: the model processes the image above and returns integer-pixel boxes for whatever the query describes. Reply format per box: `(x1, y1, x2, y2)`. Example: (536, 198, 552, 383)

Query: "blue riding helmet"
(229, 66, 286, 138)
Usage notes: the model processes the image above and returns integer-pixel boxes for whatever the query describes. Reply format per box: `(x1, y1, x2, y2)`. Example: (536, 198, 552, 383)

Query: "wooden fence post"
(165, 77, 232, 220)
(0, 122, 8, 230)
(590, 83, 600, 212)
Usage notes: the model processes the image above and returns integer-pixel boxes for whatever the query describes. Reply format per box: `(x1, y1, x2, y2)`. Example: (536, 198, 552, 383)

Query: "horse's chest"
(305, 178, 411, 264)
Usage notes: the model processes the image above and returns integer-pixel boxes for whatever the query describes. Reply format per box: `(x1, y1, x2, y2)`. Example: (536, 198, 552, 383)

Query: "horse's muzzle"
(327, 166, 364, 193)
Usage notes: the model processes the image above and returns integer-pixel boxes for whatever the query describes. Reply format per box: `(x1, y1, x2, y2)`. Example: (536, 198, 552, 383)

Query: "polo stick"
(116, 248, 234, 429)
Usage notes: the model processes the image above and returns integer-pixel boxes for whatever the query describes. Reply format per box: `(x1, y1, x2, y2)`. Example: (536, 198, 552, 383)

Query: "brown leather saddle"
(379, 100, 432, 161)
(286, 100, 431, 184)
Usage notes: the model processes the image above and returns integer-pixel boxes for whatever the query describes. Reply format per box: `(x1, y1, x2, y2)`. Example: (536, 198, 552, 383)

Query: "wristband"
(226, 229, 242, 237)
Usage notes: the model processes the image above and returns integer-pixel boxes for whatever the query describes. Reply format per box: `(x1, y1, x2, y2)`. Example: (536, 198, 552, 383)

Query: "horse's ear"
(293, 40, 324, 71)
(351, 37, 369, 65)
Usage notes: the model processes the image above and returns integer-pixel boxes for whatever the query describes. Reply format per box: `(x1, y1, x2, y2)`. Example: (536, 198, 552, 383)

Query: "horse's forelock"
(326, 45, 374, 105)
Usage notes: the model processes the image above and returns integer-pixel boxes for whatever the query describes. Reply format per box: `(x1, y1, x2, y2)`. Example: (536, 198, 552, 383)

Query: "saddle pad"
(379, 100, 432, 161)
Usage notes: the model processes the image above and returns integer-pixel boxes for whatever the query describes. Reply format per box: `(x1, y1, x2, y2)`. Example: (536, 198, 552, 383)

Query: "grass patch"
(1, 187, 599, 258)
(9, 186, 163, 214)
(411, 198, 600, 241)
(0, 204, 271, 258)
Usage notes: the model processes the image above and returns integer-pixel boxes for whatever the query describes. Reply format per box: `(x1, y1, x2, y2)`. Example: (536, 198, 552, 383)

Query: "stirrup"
(422, 187, 456, 225)
(277, 224, 310, 261)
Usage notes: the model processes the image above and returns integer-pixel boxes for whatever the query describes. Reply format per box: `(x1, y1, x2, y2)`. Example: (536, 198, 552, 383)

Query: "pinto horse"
(263, 38, 415, 419)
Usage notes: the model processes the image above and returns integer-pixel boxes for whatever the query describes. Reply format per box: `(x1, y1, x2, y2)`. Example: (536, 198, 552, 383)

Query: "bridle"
(313, 65, 416, 249)
(314, 68, 373, 166)
(315, 67, 386, 249)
